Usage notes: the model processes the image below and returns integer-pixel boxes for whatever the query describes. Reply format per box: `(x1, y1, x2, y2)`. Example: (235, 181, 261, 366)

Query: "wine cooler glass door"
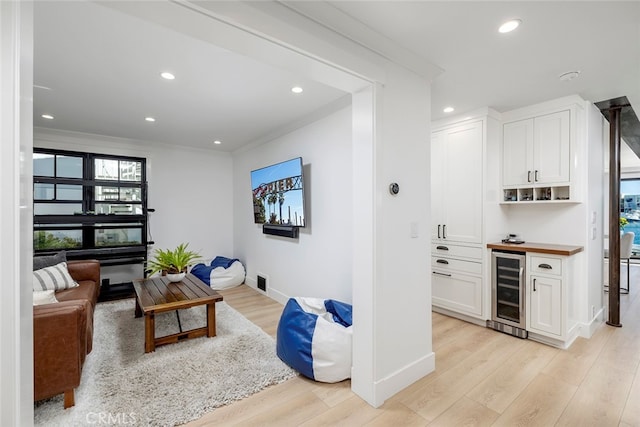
(492, 251, 526, 328)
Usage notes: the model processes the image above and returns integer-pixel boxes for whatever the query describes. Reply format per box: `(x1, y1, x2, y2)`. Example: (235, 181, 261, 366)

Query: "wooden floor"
(185, 267, 640, 427)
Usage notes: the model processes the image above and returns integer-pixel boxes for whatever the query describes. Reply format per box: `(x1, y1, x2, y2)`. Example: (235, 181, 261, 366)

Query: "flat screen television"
(251, 157, 306, 227)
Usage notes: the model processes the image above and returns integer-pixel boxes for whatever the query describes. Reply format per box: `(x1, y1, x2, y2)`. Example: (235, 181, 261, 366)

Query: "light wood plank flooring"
(186, 266, 640, 426)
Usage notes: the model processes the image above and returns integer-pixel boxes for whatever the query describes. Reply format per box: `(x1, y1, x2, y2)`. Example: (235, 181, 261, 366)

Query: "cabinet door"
(528, 275, 562, 337)
(503, 118, 534, 186)
(431, 131, 446, 240)
(533, 110, 570, 184)
(432, 269, 483, 317)
(442, 121, 483, 243)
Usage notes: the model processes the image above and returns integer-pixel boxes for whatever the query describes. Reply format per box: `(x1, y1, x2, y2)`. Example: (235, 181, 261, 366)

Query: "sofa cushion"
(33, 250, 66, 271)
(33, 262, 79, 291)
(55, 280, 99, 305)
(33, 290, 58, 306)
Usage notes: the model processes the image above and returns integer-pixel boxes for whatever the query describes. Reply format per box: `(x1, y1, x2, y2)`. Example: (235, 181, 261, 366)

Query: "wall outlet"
(257, 273, 267, 292)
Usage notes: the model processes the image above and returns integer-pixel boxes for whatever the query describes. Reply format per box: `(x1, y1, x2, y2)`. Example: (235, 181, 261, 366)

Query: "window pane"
(95, 186, 120, 201)
(57, 184, 83, 200)
(95, 202, 141, 215)
(120, 160, 142, 182)
(34, 203, 83, 215)
(56, 155, 83, 178)
(34, 183, 54, 200)
(33, 153, 54, 177)
(120, 187, 141, 201)
(34, 229, 82, 250)
(95, 158, 119, 180)
(95, 228, 142, 246)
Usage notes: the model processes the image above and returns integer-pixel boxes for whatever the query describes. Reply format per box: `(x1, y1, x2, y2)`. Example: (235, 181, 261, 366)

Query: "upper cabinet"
(502, 107, 575, 203)
(503, 110, 570, 186)
(431, 120, 483, 244)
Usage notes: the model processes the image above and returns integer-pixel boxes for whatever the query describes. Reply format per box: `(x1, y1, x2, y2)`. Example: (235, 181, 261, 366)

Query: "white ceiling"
(33, 1, 348, 152)
(325, 1, 640, 121)
(34, 1, 640, 151)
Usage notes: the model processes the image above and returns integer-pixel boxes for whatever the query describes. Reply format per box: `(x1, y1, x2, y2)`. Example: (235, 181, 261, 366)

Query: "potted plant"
(146, 243, 201, 282)
(620, 217, 629, 231)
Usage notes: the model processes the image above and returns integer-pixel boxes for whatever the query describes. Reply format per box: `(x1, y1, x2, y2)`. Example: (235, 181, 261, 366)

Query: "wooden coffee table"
(132, 274, 223, 353)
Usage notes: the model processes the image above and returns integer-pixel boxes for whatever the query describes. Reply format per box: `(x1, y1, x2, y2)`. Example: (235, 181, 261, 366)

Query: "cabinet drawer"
(431, 243, 482, 260)
(432, 257, 482, 275)
(530, 256, 562, 276)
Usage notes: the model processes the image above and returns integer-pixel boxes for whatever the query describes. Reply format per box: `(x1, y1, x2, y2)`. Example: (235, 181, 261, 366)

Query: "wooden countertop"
(487, 242, 584, 256)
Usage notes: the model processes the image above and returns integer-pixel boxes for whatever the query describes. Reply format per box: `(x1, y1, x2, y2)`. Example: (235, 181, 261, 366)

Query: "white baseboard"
(580, 306, 605, 339)
(267, 287, 289, 305)
(364, 352, 435, 407)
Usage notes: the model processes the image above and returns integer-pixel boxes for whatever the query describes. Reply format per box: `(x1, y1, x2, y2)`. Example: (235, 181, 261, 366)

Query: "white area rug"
(34, 299, 296, 426)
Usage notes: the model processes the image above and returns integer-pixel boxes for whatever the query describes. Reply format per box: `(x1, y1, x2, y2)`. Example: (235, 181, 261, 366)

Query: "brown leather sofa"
(33, 260, 100, 409)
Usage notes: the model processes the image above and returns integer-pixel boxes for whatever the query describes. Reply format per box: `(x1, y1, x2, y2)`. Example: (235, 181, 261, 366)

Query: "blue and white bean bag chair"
(190, 256, 245, 290)
(276, 297, 353, 383)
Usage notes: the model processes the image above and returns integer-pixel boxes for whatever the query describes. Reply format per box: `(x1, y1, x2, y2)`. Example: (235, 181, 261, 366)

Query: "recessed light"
(559, 71, 581, 82)
(291, 86, 303, 94)
(213, 140, 222, 145)
(443, 107, 455, 113)
(41, 114, 54, 120)
(499, 19, 522, 33)
(160, 72, 175, 80)
(145, 117, 156, 122)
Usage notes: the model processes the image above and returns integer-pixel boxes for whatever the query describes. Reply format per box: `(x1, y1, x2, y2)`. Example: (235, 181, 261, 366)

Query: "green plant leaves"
(146, 243, 201, 276)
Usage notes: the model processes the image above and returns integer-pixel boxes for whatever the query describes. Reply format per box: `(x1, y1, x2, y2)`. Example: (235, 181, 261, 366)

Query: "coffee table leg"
(134, 298, 142, 318)
(207, 303, 216, 338)
(145, 312, 155, 353)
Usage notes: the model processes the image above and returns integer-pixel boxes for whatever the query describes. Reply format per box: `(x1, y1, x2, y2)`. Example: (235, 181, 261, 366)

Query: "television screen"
(251, 157, 305, 227)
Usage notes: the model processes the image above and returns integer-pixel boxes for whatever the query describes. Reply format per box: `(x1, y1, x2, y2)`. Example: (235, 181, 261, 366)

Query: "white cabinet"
(430, 110, 501, 323)
(432, 267, 483, 317)
(528, 274, 562, 336)
(432, 249, 482, 318)
(502, 110, 572, 203)
(431, 120, 483, 244)
(525, 253, 576, 346)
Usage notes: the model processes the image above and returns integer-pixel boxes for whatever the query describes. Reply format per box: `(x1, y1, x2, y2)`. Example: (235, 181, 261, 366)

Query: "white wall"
(34, 129, 234, 283)
(232, 105, 353, 304)
(500, 203, 588, 245)
(586, 103, 605, 332)
(1, 1, 34, 425)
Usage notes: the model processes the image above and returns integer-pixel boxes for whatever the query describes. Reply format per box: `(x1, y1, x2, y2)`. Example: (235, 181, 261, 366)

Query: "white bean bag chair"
(190, 256, 245, 290)
(276, 297, 353, 383)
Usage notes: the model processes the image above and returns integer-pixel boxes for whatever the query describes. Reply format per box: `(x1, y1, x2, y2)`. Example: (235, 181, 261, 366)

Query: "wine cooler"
(488, 250, 528, 339)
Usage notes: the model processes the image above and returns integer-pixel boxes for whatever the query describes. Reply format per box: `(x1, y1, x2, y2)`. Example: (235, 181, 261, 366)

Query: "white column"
(352, 65, 434, 407)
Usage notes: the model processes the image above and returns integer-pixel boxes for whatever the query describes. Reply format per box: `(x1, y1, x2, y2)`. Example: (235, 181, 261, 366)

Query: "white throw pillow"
(33, 261, 79, 291)
(33, 290, 59, 306)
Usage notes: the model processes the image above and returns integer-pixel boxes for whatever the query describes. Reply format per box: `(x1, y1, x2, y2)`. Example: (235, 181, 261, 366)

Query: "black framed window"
(33, 148, 148, 258)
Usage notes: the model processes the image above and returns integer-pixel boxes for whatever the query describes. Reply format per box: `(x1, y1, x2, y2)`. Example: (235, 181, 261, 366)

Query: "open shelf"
(501, 185, 575, 204)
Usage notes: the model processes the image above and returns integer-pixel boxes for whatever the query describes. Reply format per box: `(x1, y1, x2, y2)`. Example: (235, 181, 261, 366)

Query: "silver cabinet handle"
(438, 224, 441, 238)
(433, 271, 452, 277)
(528, 171, 531, 182)
(538, 263, 552, 269)
(535, 170, 539, 182)
(436, 245, 449, 251)
(443, 224, 447, 239)
(533, 278, 537, 292)
(436, 259, 449, 264)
